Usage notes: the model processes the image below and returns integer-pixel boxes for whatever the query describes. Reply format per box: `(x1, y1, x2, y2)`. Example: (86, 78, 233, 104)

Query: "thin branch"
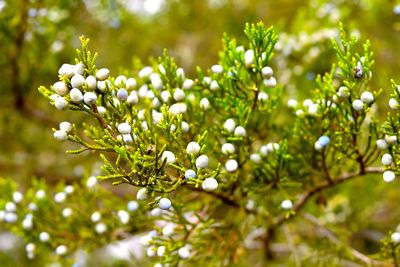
(90, 104, 114, 134)
(10, 0, 29, 110)
(187, 186, 257, 214)
(322, 149, 333, 184)
(392, 244, 399, 267)
(274, 167, 383, 226)
(251, 89, 259, 110)
(302, 212, 385, 266)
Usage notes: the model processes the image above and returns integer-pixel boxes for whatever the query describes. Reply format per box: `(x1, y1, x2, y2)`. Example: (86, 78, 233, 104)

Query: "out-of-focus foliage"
(2, 0, 400, 266)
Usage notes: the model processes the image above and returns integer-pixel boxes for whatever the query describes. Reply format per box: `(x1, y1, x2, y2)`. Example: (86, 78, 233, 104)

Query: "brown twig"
(10, 0, 29, 110)
(321, 149, 333, 184)
(274, 166, 383, 226)
(187, 185, 258, 214)
(252, 89, 259, 110)
(91, 104, 113, 133)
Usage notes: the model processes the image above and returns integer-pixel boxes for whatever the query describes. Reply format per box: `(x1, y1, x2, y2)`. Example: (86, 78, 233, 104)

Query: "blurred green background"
(1, 0, 400, 266)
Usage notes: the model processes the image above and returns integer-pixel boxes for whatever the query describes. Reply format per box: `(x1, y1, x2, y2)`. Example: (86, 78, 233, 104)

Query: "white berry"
(13, 192, 23, 203)
(178, 246, 191, 259)
(55, 245, 67, 256)
(183, 79, 194, 90)
(97, 106, 106, 115)
(308, 104, 319, 115)
(53, 81, 68, 96)
(157, 246, 166, 257)
(26, 243, 35, 253)
(250, 153, 262, 163)
(281, 200, 293, 210)
(392, 232, 400, 243)
(376, 139, 388, 150)
(202, 177, 218, 191)
(96, 68, 110, 81)
(160, 90, 171, 103)
(225, 159, 238, 172)
(221, 143, 235, 154)
(258, 92, 268, 102)
(287, 99, 298, 108)
(381, 154, 393, 166)
(150, 73, 163, 90)
(161, 150, 176, 164)
(83, 92, 97, 105)
(5, 202, 16, 212)
(118, 122, 131, 134)
(137, 188, 149, 200)
(91, 211, 101, 222)
(263, 77, 277, 88)
(35, 190, 46, 199)
(385, 135, 398, 144)
(200, 98, 210, 110)
(389, 98, 399, 110)
(117, 210, 130, 224)
(383, 170, 396, 183)
(97, 80, 110, 92)
(244, 50, 255, 67)
(211, 64, 223, 74)
(181, 121, 190, 133)
(126, 78, 137, 89)
(22, 218, 33, 229)
(54, 130, 68, 141)
(196, 155, 209, 169)
(127, 201, 139, 212)
(176, 68, 185, 80)
(39, 232, 50, 242)
(127, 91, 139, 105)
(338, 86, 350, 98)
(173, 88, 185, 101)
(138, 66, 153, 79)
(146, 246, 156, 257)
(158, 198, 172, 210)
(352, 99, 364, 111)
(86, 176, 97, 188)
(69, 88, 83, 103)
(58, 64, 74, 77)
(62, 208, 72, 217)
(95, 222, 107, 234)
(234, 126, 246, 137)
(28, 203, 37, 211)
(360, 91, 374, 104)
(261, 66, 273, 78)
(210, 80, 220, 91)
(224, 118, 236, 133)
(73, 62, 85, 75)
(54, 96, 68, 110)
(169, 103, 187, 115)
(187, 142, 201, 155)
(303, 99, 313, 107)
(4, 212, 18, 223)
(115, 75, 127, 87)
(59, 121, 72, 133)
(162, 224, 175, 236)
(71, 74, 85, 88)
(85, 75, 97, 90)
(184, 169, 196, 179)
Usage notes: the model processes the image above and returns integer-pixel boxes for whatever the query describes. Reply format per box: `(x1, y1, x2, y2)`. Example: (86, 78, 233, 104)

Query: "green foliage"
(4, 1, 400, 267)
(13, 21, 395, 266)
